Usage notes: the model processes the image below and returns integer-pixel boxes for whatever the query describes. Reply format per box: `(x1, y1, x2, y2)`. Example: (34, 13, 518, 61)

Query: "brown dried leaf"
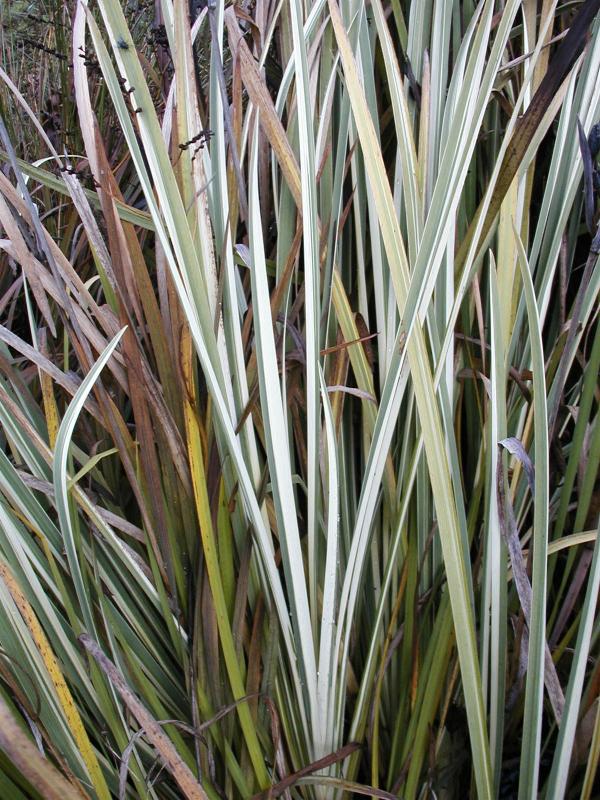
(79, 634, 209, 800)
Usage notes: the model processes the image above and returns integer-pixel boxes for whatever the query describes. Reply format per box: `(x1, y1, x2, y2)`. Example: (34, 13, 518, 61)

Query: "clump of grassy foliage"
(0, 0, 598, 798)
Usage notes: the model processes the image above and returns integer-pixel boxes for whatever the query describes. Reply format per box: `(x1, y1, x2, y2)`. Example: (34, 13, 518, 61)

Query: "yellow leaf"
(0, 562, 111, 800)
